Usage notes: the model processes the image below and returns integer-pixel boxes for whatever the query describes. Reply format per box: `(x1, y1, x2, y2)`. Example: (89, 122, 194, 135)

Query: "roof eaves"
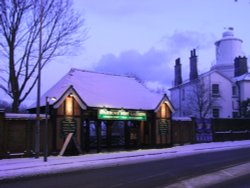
(154, 94, 175, 113)
(53, 85, 88, 110)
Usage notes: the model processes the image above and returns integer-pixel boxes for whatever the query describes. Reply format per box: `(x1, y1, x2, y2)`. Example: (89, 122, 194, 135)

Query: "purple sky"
(2, 0, 250, 105)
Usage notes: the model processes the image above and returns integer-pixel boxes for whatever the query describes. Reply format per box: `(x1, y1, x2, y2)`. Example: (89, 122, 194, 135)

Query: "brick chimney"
(174, 58, 182, 86)
(189, 49, 198, 81)
(234, 56, 248, 77)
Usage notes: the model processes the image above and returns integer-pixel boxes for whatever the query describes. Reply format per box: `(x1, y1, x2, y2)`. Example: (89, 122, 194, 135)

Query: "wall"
(170, 87, 181, 116)
(171, 71, 236, 118)
(55, 96, 82, 152)
(155, 102, 172, 146)
(240, 80, 250, 101)
(209, 71, 233, 118)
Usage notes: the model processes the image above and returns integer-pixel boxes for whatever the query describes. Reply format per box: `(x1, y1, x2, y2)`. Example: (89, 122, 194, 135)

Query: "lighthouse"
(212, 27, 245, 77)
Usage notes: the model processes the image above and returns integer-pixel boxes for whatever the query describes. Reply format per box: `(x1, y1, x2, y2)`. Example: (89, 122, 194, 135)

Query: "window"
(233, 112, 238, 118)
(212, 84, 220, 96)
(232, 101, 239, 110)
(212, 108, 220, 118)
(232, 86, 237, 96)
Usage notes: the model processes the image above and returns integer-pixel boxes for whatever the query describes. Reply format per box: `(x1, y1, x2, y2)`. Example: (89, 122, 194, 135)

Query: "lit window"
(161, 103, 166, 118)
(65, 96, 73, 116)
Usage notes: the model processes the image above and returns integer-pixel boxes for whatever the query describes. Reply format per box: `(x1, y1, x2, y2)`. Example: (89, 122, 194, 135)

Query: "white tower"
(212, 27, 245, 77)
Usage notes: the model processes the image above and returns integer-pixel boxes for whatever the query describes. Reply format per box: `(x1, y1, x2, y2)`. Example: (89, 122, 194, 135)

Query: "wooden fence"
(0, 111, 52, 159)
(172, 117, 195, 145)
(212, 118, 250, 142)
(1, 109, 250, 159)
(171, 117, 250, 145)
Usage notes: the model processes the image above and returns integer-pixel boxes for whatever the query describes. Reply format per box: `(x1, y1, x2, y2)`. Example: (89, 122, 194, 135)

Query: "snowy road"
(1, 141, 250, 187)
(1, 147, 250, 188)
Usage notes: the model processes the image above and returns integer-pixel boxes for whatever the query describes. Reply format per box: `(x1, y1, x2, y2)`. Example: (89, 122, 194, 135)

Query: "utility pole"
(35, 0, 43, 158)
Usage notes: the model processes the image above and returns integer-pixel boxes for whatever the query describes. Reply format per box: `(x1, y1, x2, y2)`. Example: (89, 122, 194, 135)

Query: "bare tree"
(0, 0, 85, 112)
(186, 78, 214, 120)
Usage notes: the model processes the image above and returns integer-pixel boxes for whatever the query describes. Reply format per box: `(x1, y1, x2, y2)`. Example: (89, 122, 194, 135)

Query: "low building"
(169, 28, 250, 118)
(30, 68, 174, 154)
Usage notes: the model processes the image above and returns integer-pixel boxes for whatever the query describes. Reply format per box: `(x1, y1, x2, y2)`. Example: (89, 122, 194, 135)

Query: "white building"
(169, 28, 250, 118)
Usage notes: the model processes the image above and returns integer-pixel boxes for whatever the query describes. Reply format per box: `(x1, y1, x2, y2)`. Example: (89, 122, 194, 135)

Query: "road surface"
(1, 147, 250, 188)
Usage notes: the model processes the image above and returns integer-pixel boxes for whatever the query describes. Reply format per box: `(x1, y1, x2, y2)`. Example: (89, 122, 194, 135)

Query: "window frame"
(212, 108, 220, 118)
(212, 84, 220, 97)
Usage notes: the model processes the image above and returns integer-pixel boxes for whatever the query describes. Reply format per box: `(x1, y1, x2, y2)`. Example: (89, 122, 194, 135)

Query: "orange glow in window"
(66, 96, 73, 116)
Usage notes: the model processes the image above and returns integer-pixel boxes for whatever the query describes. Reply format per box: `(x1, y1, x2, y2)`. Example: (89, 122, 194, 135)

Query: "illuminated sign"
(98, 109, 147, 121)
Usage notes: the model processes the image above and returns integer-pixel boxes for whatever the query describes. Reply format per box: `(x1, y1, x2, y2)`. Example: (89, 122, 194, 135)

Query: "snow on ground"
(1, 140, 250, 181)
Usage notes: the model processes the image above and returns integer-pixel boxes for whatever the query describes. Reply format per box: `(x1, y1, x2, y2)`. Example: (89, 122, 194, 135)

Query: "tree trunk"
(9, 40, 20, 113)
(12, 99, 20, 113)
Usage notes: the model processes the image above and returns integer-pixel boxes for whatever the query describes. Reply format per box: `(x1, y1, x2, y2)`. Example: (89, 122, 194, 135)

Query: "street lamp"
(44, 96, 56, 162)
(35, 0, 43, 159)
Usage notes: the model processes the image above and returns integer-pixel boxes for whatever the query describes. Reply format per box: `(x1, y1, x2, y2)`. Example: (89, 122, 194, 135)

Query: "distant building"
(169, 28, 250, 118)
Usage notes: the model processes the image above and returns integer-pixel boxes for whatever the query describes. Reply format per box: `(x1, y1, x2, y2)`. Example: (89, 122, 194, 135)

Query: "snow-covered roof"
(234, 73, 250, 82)
(169, 69, 233, 90)
(31, 68, 169, 111)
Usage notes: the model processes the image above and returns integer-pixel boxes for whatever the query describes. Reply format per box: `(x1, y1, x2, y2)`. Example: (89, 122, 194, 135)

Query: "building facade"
(30, 68, 174, 154)
(169, 28, 250, 118)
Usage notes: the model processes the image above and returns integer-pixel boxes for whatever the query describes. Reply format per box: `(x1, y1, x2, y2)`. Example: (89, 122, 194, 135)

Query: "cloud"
(94, 30, 216, 90)
(160, 30, 216, 56)
(95, 48, 173, 87)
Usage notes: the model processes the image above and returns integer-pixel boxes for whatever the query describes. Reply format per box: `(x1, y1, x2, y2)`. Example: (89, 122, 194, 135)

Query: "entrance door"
(111, 121, 125, 146)
(126, 121, 140, 147)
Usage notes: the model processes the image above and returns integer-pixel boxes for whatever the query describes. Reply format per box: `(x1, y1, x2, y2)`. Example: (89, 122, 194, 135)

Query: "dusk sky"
(2, 0, 250, 105)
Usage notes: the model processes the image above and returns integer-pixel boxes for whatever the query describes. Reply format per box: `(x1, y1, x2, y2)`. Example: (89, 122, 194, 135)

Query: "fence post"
(0, 110, 5, 159)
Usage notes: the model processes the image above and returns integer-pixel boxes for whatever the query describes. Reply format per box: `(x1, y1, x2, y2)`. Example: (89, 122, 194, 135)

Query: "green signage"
(61, 118, 77, 137)
(158, 119, 168, 135)
(98, 109, 147, 121)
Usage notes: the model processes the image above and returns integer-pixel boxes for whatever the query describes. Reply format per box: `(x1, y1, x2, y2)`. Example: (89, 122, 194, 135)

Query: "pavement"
(1, 140, 250, 187)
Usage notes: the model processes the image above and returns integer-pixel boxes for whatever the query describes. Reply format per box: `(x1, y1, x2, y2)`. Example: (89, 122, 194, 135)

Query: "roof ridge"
(69, 68, 135, 79)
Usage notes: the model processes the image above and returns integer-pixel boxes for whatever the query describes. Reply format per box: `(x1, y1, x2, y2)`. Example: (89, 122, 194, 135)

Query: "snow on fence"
(5, 113, 47, 120)
(0, 111, 52, 159)
(212, 118, 250, 142)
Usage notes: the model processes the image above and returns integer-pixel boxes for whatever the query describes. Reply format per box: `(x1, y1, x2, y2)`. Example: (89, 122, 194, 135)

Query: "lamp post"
(44, 97, 56, 162)
(44, 97, 49, 162)
(35, 0, 43, 159)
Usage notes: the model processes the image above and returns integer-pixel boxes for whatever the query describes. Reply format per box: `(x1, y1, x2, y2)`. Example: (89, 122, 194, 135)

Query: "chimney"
(189, 49, 198, 81)
(234, 56, 248, 77)
(174, 58, 182, 86)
